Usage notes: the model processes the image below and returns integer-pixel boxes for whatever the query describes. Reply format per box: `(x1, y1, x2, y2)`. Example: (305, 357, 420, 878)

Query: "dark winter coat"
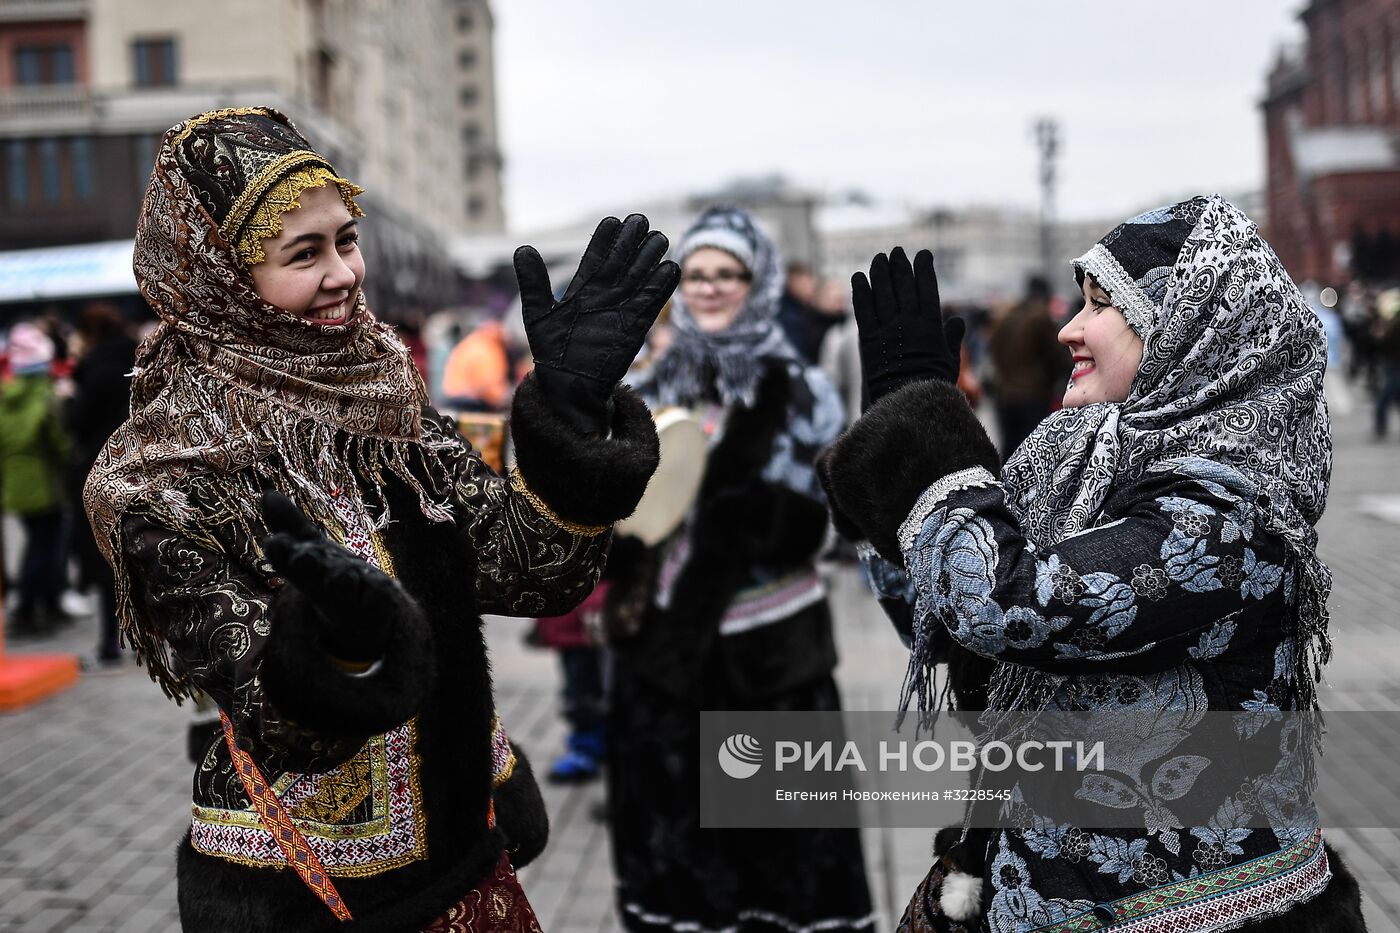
(120, 377, 657, 932)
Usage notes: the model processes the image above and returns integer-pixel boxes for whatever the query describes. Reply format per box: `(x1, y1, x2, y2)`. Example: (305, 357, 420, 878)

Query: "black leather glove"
(853, 247, 965, 405)
(515, 214, 681, 435)
(261, 490, 408, 664)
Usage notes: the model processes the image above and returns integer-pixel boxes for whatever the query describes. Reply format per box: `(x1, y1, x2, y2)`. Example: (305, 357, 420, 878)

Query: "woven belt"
(220, 711, 352, 922)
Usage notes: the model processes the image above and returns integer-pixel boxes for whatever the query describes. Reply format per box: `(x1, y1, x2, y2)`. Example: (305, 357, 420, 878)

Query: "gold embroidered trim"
(170, 106, 276, 146)
(370, 528, 396, 579)
(230, 161, 366, 267)
(190, 719, 429, 878)
(508, 468, 610, 537)
(289, 746, 373, 823)
(491, 713, 517, 788)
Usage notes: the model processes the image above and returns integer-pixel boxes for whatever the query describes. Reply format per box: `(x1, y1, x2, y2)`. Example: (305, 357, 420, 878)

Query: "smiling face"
(680, 246, 752, 333)
(1057, 275, 1144, 407)
(247, 183, 364, 325)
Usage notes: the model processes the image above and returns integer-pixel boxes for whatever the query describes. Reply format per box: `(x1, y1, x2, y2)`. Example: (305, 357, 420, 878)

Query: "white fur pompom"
(939, 870, 983, 921)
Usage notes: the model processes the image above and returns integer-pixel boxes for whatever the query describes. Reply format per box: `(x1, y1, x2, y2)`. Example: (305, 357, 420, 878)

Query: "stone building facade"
(0, 0, 507, 316)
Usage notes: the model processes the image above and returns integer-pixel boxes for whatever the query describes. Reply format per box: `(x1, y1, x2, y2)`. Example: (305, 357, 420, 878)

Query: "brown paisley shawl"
(84, 107, 455, 698)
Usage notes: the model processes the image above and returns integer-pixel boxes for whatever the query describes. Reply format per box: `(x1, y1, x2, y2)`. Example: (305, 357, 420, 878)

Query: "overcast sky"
(493, 1, 1304, 233)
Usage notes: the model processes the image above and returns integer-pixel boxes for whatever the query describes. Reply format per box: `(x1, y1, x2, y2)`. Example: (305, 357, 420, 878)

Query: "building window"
(467, 196, 484, 218)
(459, 85, 478, 107)
(462, 123, 480, 147)
(70, 137, 93, 201)
(133, 133, 160, 189)
(458, 48, 477, 69)
(13, 44, 75, 85)
(133, 38, 178, 88)
(457, 12, 473, 31)
(38, 138, 61, 203)
(313, 48, 335, 111)
(5, 140, 28, 206)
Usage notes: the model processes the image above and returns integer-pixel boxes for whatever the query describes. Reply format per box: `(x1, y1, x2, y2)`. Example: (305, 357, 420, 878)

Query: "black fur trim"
(702, 481, 829, 569)
(699, 362, 792, 498)
(493, 742, 549, 868)
(175, 830, 506, 933)
(824, 379, 1000, 562)
(629, 362, 795, 699)
(260, 584, 435, 739)
(510, 372, 660, 527)
(750, 484, 829, 567)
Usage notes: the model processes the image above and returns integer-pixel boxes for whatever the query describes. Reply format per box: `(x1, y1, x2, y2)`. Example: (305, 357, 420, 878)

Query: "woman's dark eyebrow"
(278, 220, 357, 254)
(279, 231, 325, 253)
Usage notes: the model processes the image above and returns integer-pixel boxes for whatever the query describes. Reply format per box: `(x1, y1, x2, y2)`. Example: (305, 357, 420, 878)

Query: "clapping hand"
(853, 247, 964, 406)
(514, 214, 681, 435)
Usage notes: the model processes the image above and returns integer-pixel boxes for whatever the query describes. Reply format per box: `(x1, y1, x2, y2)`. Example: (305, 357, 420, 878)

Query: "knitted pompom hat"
(7, 321, 53, 375)
(677, 205, 759, 272)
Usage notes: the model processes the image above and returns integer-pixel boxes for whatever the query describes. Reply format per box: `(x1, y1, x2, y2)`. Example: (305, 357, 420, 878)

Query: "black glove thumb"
(261, 490, 320, 541)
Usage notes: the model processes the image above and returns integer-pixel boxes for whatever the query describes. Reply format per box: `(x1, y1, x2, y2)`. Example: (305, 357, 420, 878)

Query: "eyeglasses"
(680, 269, 752, 290)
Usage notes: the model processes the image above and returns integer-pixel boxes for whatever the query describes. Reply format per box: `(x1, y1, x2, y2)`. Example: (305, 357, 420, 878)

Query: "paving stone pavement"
(2, 400, 1398, 931)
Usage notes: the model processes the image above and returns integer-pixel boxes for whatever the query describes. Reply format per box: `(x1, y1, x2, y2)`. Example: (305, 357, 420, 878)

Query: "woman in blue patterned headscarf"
(823, 196, 1365, 931)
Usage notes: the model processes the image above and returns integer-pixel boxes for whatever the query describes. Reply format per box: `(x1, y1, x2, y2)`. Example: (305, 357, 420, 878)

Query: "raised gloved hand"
(515, 214, 681, 435)
(261, 490, 412, 665)
(853, 247, 965, 405)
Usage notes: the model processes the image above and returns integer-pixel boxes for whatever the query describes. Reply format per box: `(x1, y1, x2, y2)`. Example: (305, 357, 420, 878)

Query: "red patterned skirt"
(421, 853, 541, 933)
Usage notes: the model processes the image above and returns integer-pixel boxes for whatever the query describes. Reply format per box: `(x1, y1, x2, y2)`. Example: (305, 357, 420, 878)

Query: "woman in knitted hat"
(822, 196, 1365, 930)
(605, 206, 875, 932)
(84, 107, 678, 931)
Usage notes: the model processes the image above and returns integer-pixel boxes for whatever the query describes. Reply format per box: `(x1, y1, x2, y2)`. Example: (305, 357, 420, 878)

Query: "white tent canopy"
(0, 240, 137, 304)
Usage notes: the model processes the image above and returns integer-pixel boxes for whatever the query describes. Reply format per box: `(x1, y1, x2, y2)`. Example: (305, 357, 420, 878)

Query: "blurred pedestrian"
(84, 107, 675, 931)
(1303, 283, 1353, 418)
(63, 302, 137, 661)
(0, 322, 71, 635)
(606, 206, 874, 932)
(441, 317, 512, 412)
(987, 274, 1070, 458)
(777, 260, 841, 364)
(1374, 289, 1400, 439)
(532, 582, 609, 783)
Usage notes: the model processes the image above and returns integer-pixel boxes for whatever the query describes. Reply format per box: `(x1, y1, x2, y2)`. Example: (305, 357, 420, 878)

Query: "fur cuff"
(493, 742, 549, 868)
(824, 379, 1000, 563)
(510, 372, 660, 527)
(260, 584, 435, 739)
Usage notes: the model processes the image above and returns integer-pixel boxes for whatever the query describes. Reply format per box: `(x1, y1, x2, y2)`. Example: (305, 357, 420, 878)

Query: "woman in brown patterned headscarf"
(85, 107, 677, 932)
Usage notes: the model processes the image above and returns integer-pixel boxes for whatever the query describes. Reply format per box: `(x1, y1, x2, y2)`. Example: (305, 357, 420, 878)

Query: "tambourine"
(615, 406, 707, 545)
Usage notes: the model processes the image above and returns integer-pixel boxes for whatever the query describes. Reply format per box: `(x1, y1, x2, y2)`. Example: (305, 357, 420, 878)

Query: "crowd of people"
(0, 105, 1380, 931)
(0, 304, 137, 663)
